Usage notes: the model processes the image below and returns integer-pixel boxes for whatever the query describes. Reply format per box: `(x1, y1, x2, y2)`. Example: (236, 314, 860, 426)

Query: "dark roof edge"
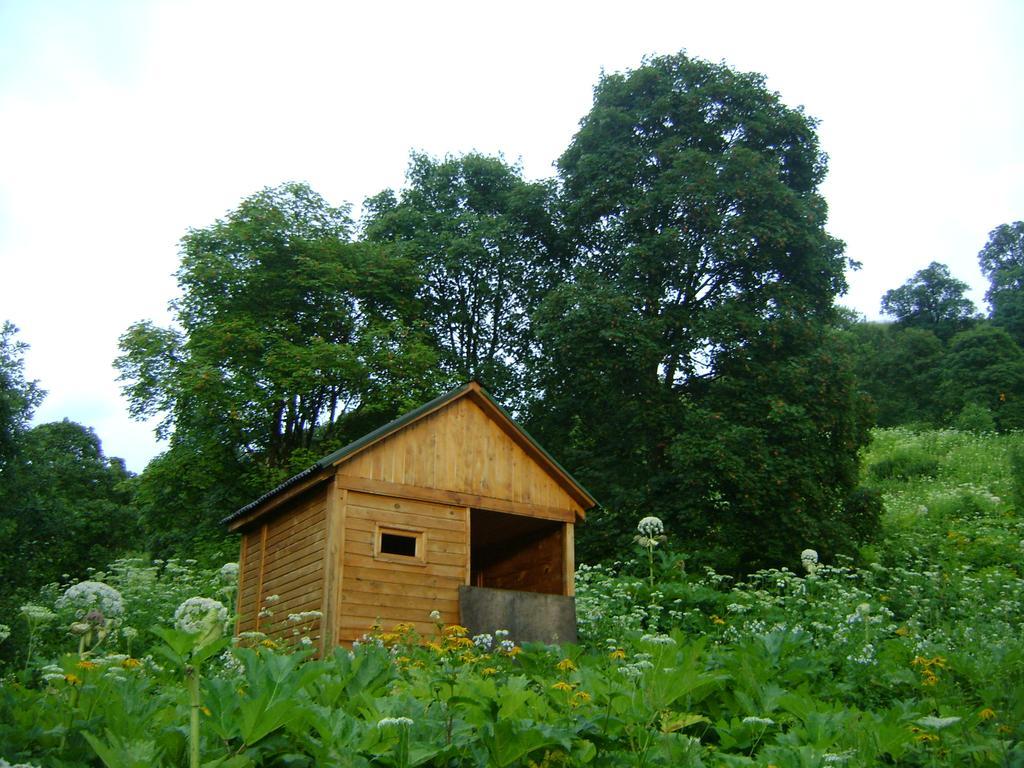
(220, 463, 325, 526)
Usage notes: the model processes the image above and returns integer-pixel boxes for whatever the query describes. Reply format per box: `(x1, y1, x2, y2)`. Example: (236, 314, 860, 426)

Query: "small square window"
(375, 525, 426, 564)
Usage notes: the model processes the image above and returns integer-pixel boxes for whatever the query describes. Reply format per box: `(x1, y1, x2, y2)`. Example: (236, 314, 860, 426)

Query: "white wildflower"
(174, 597, 228, 634)
(640, 633, 676, 646)
(219, 562, 240, 582)
(637, 516, 664, 537)
(742, 716, 775, 726)
(801, 548, 819, 575)
(429, 610, 441, 621)
(377, 716, 414, 728)
(56, 581, 124, 618)
(19, 604, 56, 624)
(915, 715, 961, 729)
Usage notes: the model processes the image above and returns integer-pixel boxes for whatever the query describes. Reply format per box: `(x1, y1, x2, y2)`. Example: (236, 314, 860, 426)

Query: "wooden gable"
(331, 385, 590, 521)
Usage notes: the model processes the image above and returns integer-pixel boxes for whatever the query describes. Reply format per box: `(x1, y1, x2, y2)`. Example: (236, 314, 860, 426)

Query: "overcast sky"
(1, 1, 1022, 472)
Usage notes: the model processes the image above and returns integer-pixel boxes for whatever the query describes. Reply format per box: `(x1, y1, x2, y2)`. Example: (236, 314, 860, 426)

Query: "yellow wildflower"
(446, 636, 474, 649)
(443, 624, 469, 638)
(481, 667, 498, 676)
(556, 658, 577, 672)
(201, 706, 211, 716)
(122, 658, 142, 668)
(551, 681, 575, 692)
(895, 626, 909, 637)
(609, 649, 626, 660)
(260, 638, 279, 649)
(76, 661, 98, 671)
(710, 615, 726, 625)
(915, 733, 939, 743)
(571, 691, 592, 705)
(979, 708, 996, 720)
(65, 674, 82, 686)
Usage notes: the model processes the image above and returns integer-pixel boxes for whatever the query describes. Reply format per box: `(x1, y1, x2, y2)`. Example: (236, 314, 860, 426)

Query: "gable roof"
(222, 381, 597, 528)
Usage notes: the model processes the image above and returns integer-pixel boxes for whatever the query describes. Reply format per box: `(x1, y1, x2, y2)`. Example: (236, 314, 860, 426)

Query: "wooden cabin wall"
(337, 490, 468, 644)
(235, 485, 327, 647)
(473, 526, 564, 595)
(336, 396, 580, 517)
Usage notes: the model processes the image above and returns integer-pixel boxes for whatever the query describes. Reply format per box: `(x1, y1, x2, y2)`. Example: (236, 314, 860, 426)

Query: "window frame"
(373, 523, 427, 566)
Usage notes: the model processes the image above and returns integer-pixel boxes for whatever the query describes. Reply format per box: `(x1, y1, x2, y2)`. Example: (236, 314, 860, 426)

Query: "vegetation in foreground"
(1, 427, 1021, 766)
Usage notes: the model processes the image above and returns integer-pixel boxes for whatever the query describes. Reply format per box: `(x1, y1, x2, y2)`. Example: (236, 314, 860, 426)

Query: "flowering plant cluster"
(1, 428, 1021, 766)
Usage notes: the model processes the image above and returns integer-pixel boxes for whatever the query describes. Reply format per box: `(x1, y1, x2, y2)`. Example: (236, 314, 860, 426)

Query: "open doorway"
(470, 509, 565, 595)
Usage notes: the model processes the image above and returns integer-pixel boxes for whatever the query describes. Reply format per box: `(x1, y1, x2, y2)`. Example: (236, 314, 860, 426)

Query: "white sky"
(1, 0, 1021, 472)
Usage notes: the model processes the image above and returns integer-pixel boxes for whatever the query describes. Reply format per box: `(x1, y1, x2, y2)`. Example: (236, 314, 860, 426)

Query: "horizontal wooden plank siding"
(242, 486, 328, 648)
(337, 397, 581, 517)
(338, 491, 468, 644)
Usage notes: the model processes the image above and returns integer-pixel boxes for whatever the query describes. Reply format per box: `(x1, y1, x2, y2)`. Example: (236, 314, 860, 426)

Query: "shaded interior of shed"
(469, 508, 565, 595)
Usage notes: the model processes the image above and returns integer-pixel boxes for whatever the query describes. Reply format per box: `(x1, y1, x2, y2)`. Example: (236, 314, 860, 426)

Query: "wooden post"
(320, 476, 346, 654)
(563, 523, 575, 597)
(253, 524, 268, 632)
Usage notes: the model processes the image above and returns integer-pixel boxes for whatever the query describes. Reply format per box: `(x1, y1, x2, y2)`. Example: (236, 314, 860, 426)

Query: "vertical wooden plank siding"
(564, 523, 575, 597)
(336, 397, 580, 515)
(337, 491, 468, 644)
(253, 524, 268, 632)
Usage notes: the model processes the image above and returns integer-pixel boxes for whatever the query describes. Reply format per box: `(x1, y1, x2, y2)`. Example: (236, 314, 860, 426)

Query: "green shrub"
(868, 448, 939, 481)
(953, 402, 997, 433)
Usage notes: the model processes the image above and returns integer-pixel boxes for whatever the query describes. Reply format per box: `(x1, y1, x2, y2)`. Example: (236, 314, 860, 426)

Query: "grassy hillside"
(1, 429, 1021, 766)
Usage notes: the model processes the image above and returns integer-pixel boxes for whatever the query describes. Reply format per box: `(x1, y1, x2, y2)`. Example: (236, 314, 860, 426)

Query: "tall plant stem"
(186, 664, 201, 768)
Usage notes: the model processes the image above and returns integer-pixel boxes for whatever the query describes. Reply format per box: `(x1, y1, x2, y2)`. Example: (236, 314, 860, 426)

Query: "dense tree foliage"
(0, 420, 136, 591)
(364, 153, 566, 403)
(847, 323, 944, 427)
(528, 53, 873, 569)
(0, 322, 43, 469)
(38, 52, 1015, 577)
(115, 184, 445, 553)
(117, 183, 441, 469)
(879, 261, 976, 341)
(940, 325, 1024, 431)
(979, 221, 1024, 345)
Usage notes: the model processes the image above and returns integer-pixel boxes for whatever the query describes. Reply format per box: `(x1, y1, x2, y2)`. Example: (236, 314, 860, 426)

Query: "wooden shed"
(224, 381, 596, 650)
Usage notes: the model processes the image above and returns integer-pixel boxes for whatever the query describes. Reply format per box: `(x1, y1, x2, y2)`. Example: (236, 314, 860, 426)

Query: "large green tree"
(363, 153, 566, 404)
(978, 221, 1024, 345)
(529, 53, 873, 569)
(880, 261, 976, 341)
(118, 183, 440, 467)
(116, 183, 442, 547)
